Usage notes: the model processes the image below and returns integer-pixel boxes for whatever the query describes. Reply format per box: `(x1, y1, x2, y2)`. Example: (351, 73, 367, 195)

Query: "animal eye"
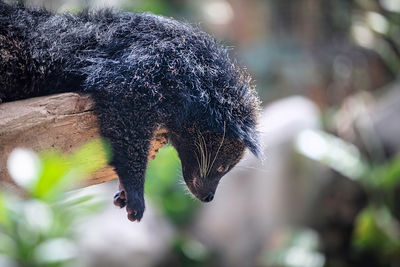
(217, 165, 228, 173)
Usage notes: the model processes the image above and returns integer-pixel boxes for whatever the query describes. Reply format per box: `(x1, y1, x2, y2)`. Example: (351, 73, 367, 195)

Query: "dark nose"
(202, 192, 214, 202)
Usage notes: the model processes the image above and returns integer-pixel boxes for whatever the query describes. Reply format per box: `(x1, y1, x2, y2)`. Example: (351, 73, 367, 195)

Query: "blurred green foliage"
(296, 129, 400, 265)
(122, 0, 172, 15)
(0, 139, 109, 267)
(369, 155, 400, 190)
(32, 139, 111, 200)
(145, 145, 199, 225)
(145, 146, 214, 266)
(172, 235, 214, 267)
(8, 0, 400, 265)
(353, 207, 400, 259)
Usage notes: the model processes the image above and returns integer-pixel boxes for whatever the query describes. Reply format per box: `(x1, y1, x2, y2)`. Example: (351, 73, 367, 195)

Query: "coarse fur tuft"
(0, 1, 262, 221)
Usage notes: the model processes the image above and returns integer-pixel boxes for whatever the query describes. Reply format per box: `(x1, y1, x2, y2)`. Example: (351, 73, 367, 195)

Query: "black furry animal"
(0, 1, 261, 222)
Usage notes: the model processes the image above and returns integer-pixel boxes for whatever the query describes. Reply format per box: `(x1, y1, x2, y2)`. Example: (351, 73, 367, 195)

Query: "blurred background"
(2, 0, 400, 266)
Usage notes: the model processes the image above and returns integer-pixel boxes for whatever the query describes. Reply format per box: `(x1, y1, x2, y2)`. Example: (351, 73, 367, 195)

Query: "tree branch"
(0, 93, 168, 189)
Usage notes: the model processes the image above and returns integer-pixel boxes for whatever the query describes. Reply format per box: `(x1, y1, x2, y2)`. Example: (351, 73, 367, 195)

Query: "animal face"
(170, 130, 246, 202)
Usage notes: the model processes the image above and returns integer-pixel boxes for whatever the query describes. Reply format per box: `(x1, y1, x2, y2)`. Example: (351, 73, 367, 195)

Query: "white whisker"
(199, 131, 209, 177)
(235, 165, 271, 174)
(195, 138, 205, 177)
(207, 122, 226, 175)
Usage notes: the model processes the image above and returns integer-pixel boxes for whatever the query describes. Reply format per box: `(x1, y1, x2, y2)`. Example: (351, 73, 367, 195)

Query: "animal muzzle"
(201, 191, 214, 202)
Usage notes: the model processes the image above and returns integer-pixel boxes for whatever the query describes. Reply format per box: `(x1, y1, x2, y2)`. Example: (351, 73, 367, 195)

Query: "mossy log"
(0, 93, 168, 189)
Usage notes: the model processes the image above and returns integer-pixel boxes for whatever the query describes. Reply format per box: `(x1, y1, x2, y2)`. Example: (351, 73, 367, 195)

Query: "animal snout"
(202, 192, 214, 202)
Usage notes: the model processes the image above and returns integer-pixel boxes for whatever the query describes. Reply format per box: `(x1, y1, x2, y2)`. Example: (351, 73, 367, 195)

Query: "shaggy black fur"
(0, 1, 261, 221)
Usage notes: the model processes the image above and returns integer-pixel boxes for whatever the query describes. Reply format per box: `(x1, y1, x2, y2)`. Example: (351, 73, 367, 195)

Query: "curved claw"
(113, 190, 126, 208)
(126, 196, 145, 222)
(113, 188, 145, 222)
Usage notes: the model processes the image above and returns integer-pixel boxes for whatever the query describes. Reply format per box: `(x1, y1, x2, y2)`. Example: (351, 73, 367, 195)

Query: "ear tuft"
(242, 130, 263, 160)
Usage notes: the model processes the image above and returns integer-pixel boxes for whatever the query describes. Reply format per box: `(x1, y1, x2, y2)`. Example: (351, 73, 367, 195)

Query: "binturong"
(0, 1, 262, 222)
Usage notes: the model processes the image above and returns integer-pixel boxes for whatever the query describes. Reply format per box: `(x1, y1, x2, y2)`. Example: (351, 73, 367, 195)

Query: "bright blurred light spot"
(295, 129, 328, 160)
(203, 0, 234, 25)
(295, 129, 367, 180)
(34, 238, 77, 263)
(351, 23, 375, 48)
(279, 229, 324, 267)
(24, 200, 53, 233)
(293, 230, 320, 249)
(7, 148, 40, 188)
(181, 239, 208, 261)
(367, 12, 389, 34)
(380, 0, 400, 12)
(285, 247, 325, 267)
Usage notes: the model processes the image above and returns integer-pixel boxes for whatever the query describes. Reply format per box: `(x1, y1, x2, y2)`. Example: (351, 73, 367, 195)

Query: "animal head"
(170, 127, 246, 202)
(168, 59, 262, 202)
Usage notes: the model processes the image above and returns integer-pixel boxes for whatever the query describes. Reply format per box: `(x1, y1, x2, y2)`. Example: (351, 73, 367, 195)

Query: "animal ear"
(226, 119, 263, 159)
(244, 139, 263, 159)
(241, 130, 263, 159)
(246, 143, 262, 159)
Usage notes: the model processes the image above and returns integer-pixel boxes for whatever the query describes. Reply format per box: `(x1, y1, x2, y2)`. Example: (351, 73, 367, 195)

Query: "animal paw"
(126, 192, 145, 222)
(113, 189, 126, 208)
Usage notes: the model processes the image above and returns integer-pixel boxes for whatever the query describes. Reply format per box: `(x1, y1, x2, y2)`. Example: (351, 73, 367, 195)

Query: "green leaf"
(353, 208, 385, 250)
(31, 151, 70, 199)
(353, 207, 400, 255)
(69, 138, 112, 175)
(370, 154, 400, 189)
(32, 139, 111, 200)
(145, 145, 182, 195)
(0, 194, 12, 233)
(0, 193, 8, 227)
(145, 145, 198, 224)
(0, 140, 108, 266)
